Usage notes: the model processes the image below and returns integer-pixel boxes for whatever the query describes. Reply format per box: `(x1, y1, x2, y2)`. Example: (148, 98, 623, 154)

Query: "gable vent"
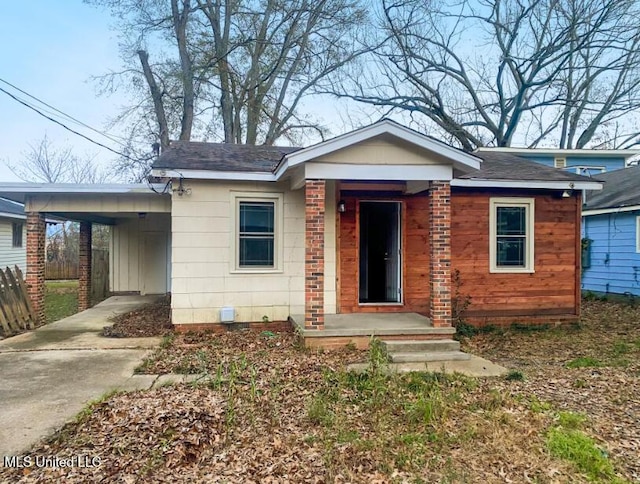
(554, 157, 566, 168)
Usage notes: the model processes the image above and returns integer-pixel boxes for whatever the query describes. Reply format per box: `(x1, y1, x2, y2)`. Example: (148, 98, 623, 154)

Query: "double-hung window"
(12, 222, 23, 248)
(233, 193, 283, 271)
(489, 198, 534, 273)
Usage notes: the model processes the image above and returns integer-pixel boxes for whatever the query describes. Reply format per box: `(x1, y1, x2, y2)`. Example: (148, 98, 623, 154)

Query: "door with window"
(358, 201, 402, 303)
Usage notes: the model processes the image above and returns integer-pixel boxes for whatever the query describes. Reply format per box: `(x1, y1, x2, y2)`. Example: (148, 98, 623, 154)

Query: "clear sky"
(0, 1, 132, 182)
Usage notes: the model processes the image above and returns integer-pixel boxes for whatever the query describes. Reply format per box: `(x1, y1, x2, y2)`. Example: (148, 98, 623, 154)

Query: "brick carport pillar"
(78, 221, 92, 311)
(429, 181, 452, 327)
(305, 179, 326, 330)
(26, 212, 46, 326)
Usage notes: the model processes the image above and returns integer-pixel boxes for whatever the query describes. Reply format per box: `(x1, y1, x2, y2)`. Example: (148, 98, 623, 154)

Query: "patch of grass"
(611, 341, 631, 357)
(546, 427, 619, 482)
(565, 357, 604, 369)
(505, 370, 524, 381)
(556, 411, 587, 430)
(510, 322, 551, 332)
(44, 280, 78, 323)
(75, 389, 121, 424)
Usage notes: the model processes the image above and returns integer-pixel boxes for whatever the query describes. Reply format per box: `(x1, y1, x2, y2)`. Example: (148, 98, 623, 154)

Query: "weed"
(451, 269, 473, 338)
(505, 370, 524, 381)
(556, 411, 587, 430)
(546, 428, 618, 482)
(529, 397, 552, 413)
(262, 315, 270, 323)
(573, 378, 587, 388)
(159, 333, 175, 349)
(565, 357, 603, 369)
(261, 330, 277, 339)
(611, 341, 631, 357)
(75, 389, 121, 424)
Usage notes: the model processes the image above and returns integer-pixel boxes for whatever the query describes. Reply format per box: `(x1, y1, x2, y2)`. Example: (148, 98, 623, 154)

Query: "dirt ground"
(1, 300, 638, 483)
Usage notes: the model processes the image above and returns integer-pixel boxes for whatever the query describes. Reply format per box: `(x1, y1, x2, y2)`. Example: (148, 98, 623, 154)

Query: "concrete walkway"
(0, 296, 161, 458)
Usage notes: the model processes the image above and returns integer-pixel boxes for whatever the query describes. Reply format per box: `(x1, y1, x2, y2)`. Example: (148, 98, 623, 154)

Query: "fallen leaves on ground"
(2, 300, 638, 483)
(102, 296, 172, 338)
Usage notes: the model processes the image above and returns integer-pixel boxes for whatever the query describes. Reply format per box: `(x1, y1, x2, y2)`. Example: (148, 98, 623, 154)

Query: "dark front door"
(359, 201, 401, 303)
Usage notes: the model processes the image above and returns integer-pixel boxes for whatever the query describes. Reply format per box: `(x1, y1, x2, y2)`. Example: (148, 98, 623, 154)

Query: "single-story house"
(0, 121, 602, 346)
(476, 147, 640, 175)
(0, 198, 26, 272)
(582, 165, 640, 296)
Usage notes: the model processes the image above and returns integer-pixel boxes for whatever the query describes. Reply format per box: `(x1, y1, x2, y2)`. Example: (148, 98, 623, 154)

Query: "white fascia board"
(152, 168, 276, 182)
(283, 120, 481, 171)
(583, 205, 640, 216)
(0, 212, 26, 220)
(305, 162, 453, 181)
(451, 178, 603, 190)
(476, 147, 640, 159)
(0, 182, 166, 194)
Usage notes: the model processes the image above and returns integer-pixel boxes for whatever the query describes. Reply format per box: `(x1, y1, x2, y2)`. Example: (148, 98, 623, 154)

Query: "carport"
(0, 183, 171, 325)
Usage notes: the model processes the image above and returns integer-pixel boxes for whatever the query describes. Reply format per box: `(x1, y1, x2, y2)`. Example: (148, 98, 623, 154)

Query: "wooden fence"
(92, 249, 109, 304)
(46, 261, 79, 280)
(0, 265, 36, 337)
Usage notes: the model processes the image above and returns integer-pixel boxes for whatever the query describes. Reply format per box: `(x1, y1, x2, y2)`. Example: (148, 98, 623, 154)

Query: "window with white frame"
(489, 198, 535, 272)
(233, 193, 283, 271)
(12, 222, 23, 248)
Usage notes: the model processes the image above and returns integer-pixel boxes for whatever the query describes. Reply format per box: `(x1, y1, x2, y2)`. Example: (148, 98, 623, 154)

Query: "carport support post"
(429, 181, 452, 327)
(26, 212, 46, 325)
(305, 179, 325, 330)
(78, 222, 92, 311)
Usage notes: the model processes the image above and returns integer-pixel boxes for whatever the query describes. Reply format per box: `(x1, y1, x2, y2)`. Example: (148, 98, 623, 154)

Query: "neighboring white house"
(0, 198, 26, 272)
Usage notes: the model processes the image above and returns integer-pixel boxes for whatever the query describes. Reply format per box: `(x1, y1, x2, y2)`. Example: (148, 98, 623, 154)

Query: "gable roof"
(154, 141, 299, 173)
(583, 166, 640, 214)
(276, 119, 481, 174)
(0, 197, 25, 220)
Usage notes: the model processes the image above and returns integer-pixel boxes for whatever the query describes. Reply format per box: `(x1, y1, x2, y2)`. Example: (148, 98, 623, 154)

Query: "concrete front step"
(389, 351, 471, 363)
(383, 339, 461, 353)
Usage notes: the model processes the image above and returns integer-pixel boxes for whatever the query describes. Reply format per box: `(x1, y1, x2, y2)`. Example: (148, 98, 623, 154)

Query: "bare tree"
(331, 0, 640, 149)
(88, 0, 370, 175)
(6, 135, 109, 183)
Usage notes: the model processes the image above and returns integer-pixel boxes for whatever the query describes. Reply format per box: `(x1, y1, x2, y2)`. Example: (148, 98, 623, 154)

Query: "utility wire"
(0, 77, 129, 149)
(0, 85, 147, 164)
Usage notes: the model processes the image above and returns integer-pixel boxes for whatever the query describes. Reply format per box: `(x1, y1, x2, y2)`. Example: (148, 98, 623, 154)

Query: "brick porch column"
(26, 212, 46, 325)
(305, 179, 326, 330)
(429, 181, 452, 327)
(78, 221, 92, 311)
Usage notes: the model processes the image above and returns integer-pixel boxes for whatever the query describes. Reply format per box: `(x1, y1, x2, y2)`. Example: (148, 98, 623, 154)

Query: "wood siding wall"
(0, 219, 26, 272)
(451, 188, 580, 325)
(338, 192, 431, 314)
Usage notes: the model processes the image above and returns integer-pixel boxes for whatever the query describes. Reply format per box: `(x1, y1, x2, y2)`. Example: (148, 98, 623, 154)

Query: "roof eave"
(451, 178, 603, 190)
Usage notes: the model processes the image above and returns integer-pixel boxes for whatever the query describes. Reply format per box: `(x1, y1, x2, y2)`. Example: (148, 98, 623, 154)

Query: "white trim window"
(232, 193, 283, 272)
(489, 198, 535, 273)
(12, 222, 23, 248)
(636, 216, 640, 253)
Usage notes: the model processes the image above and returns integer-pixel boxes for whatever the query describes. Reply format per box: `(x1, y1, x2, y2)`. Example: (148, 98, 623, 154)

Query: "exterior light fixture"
(337, 200, 346, 213)
(561, 190, 572, 198)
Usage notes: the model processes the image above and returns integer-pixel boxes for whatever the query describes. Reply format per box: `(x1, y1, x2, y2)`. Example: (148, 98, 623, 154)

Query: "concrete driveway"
(0, 296, 161, 457)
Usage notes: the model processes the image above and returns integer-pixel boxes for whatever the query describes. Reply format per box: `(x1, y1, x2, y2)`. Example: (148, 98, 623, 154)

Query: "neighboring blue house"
(476, 148, 639, 175)
(582, 166, 640, 296)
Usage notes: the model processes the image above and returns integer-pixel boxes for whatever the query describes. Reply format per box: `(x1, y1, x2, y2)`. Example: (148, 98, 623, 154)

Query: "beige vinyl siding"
(110, 213, 171, 293)
(317, 137, 444, 165)
(0, 218, 26, 271)
(171, 179, 337, 325)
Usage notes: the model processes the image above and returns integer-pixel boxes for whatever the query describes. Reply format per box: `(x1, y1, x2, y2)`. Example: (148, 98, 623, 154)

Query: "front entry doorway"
(359, 201, 402, 304)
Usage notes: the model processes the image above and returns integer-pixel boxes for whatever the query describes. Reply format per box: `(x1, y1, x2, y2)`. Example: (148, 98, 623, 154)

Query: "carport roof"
(0, 183, 168, 204)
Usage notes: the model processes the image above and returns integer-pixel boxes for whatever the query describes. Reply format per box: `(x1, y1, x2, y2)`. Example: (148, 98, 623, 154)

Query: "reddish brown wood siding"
(338, 192, 431, 314)
(451, 188, 580, 325)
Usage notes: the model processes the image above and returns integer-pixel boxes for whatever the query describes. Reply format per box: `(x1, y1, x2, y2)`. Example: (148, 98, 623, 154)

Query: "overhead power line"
(0, 77, 129, 149)
(0, 85, 147, 164)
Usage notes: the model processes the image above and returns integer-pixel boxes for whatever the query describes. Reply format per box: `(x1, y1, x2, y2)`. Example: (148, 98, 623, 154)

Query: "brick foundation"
(78, 222, 92, 311)
(26, 212, 46, 326)
(174, 321, 293, 334)
(305, 180, 326, 330)
(429, 181, 452, 327)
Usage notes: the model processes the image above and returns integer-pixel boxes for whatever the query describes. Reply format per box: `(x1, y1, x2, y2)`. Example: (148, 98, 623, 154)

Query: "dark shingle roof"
(153, 141, 301, 172)
(584, 165, 640, 210)
(151, 139, 596, 184)
(0, 197, 24, 216)
(465, 151, 594, 182)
